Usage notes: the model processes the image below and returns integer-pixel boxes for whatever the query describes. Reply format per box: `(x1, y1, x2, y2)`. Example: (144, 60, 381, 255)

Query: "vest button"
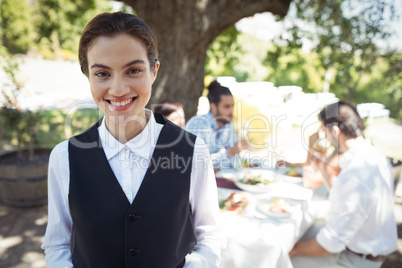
(128, 214, 137, 221)
(128, 249, 137, 256)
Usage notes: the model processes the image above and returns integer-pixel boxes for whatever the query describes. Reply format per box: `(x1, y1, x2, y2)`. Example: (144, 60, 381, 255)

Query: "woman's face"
(87, 34, 159, 127)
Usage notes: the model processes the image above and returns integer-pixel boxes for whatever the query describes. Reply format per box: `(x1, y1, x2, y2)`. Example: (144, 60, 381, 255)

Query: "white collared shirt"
(42, 111, 225, 267)
(316, 139, 398, 256)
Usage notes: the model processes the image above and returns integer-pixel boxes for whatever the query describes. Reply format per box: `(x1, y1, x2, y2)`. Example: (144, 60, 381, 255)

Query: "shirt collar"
(338, 138, 368, 169)
(207, 111, 219, 131)
(98, 109, 161, 160)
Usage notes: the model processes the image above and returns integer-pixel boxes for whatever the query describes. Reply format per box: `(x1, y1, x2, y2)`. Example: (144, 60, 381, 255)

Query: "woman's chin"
(105, 112, 147, 127)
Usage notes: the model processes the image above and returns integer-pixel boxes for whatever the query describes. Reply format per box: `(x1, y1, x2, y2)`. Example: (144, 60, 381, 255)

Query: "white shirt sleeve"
(185, 137, 226, 267)
(41, 141, 74, 268)
(316, 175, 372, 253)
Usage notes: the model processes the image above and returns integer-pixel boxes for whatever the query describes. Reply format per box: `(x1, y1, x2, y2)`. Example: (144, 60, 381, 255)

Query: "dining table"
(215, 167, 328, 268)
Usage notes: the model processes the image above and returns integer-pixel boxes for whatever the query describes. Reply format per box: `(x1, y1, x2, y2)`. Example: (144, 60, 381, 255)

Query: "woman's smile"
(106, 96, 137, 111)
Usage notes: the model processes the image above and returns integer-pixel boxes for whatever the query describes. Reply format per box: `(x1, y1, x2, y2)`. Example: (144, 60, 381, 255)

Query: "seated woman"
(153, 100, 185, 128)
(276, 130, 341, 189)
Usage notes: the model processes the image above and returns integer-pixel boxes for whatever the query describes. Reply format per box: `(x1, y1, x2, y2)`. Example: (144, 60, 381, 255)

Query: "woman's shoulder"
(50, 140, 69, 157)
(48, 140, 69, 169)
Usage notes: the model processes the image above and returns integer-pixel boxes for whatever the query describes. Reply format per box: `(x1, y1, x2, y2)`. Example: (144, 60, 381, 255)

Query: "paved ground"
(0, 204, 47, 268)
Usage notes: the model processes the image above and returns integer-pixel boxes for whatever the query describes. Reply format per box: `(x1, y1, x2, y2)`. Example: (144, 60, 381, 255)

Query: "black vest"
(68, 113, 197, 268)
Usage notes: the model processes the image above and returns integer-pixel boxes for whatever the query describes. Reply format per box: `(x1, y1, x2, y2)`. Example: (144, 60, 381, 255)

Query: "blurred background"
(1, 0, 402, 267)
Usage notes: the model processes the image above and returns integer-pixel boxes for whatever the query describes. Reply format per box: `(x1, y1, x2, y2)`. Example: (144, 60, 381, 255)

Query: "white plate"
(216, 168, 246, 181)
(217, 168, 278, 193)
(233, 181, 275, 193)
(256, 197, 301, 218)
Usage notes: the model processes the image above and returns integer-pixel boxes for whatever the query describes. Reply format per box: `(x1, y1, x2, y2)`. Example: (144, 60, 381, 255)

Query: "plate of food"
(276, 166, 304, 184)
(219, 191, 251, 215)
(256, 197, 301, 218)
(234, 171, 277, 193)
(285, 166, 303, 177)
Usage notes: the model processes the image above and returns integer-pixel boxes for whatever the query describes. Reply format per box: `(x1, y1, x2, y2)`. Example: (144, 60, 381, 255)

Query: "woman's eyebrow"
(90, 63, 111, 70)
(123, 59, 146, 68)
(90, 60, 146, 70)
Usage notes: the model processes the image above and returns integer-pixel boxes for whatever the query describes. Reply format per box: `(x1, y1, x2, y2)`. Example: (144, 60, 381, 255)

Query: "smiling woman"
(41, 12, 224, 268)
(86, 34, 159, 141)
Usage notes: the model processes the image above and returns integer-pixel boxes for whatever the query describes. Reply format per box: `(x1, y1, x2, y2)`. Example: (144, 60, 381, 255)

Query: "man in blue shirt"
(185, 80, 247, 169)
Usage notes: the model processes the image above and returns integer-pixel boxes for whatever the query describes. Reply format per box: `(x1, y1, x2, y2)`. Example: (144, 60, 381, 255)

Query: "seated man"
(185, 80, 247, 169)
(290, 101, 398, 268)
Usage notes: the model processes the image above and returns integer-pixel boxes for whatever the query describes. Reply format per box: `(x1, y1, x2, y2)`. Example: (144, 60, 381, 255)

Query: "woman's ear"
(151, 61, 160, 82)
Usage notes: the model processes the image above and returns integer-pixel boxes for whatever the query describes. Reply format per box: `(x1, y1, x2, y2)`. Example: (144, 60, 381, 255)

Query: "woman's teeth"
(110, 98, 134, 107)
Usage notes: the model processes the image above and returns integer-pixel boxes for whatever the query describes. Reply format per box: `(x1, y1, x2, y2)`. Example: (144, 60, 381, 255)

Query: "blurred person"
(41, 12, 224, 268)
(153, 100, 185, 128)
(185, 80, 247, 169)
(290, 101, 397, 268)
(276, 130, 342, 189)
(276, 130, 323, 168)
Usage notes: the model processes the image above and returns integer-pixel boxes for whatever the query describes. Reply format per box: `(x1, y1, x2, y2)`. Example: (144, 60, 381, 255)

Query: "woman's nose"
(109, 76, 130, 97)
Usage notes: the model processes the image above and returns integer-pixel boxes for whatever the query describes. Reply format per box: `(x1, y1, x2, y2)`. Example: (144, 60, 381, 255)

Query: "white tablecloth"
(218, 182, 321, 268)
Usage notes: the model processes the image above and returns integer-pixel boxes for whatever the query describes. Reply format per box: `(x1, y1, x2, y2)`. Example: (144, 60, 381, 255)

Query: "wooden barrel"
(0, 148, 51, 208)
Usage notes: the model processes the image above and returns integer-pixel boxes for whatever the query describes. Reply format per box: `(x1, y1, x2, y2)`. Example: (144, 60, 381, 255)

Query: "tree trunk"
(121, 0, 291, 118)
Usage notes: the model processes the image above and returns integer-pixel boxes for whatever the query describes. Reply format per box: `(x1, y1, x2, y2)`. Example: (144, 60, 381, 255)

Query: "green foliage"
(0, 49, 41, 160)
(1, 108, 103, 151)
(0, 108, 42, 156)
(354, 52, 402, 120)
(0, 48, 103, 151)
(35, 108, 103, 148)
(205, 26, 249, 82)
(0, 0, 33, 54)
(33, 0, 112, 55)
(264, 0, 402, 120)
(0, 49, 23, 110)
(0, 0, 112, 57)
(264, 46, 325, 93)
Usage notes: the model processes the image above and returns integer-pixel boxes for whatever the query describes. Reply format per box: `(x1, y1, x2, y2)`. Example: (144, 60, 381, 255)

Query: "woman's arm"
(185, 137, 226, 267)
(41, 141, 74, 268)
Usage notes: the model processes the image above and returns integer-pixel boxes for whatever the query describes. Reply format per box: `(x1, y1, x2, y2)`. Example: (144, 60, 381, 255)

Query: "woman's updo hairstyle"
(207, 80, 232, 105)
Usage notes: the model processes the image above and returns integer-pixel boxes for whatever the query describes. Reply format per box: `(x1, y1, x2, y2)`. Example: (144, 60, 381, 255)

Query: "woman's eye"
(95, 71, 109, 78)
(127, 68, 141, 75)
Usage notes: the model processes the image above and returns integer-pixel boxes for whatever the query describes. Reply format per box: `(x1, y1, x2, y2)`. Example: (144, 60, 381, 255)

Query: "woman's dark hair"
(318, 101, 365, 138)
(207, 80, 232, 105)
(153, 100, 183, 117)
(79, 12, 158, 77)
